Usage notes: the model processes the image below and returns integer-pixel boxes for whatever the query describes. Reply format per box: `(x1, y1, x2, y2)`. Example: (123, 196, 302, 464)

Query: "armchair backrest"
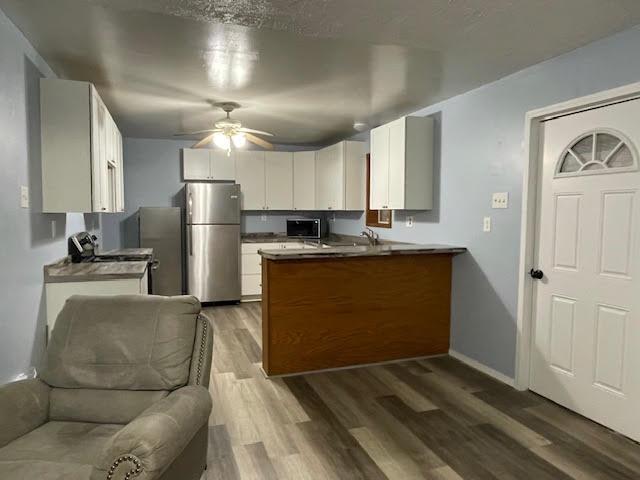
(41, 295, 201, 391)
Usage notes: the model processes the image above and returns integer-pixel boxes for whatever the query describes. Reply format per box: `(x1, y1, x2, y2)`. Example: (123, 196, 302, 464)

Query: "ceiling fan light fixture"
(213, 132, 230, 150)
(232, 132, 246, 148)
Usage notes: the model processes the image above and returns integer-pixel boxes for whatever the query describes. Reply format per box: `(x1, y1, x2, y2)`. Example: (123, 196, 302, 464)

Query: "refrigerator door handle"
(188, 192, 193, 223)
(188, 224, 193, 256)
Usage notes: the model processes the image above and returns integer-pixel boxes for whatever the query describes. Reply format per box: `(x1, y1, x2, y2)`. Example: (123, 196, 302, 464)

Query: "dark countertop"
(97, 248, 154, 257)
(259, 243, 466, 260)
(44, 248, 152, 283)
(242, 233, 400, 247)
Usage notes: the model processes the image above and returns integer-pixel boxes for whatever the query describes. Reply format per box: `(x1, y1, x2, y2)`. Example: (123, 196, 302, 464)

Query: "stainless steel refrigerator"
(139, 207, 183, 295)
(185, 183, 241, 303)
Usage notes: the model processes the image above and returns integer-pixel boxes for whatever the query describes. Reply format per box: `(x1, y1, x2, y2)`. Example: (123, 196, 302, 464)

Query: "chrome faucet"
(360, 227, 379, 246)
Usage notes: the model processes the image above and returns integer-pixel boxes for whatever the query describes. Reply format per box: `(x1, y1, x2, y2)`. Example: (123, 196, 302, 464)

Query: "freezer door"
(187, 224, 240, 302)
(186, 183, 240, 225)
(139, 207, 183, 295)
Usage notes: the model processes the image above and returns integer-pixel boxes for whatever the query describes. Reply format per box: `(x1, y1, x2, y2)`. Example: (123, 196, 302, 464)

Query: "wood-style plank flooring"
(203, 302, 640, 480)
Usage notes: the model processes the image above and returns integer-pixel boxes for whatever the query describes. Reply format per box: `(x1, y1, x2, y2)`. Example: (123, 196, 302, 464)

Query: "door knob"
(530, 269, 544, 280)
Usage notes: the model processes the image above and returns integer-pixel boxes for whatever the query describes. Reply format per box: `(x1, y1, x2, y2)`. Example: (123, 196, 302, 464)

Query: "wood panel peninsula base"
(260, 244, 466, 376)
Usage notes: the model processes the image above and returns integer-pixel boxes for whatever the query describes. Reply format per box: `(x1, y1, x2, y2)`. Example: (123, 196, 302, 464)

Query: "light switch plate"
(406, 216, 414, 228)
(492, 192, 509, 209)
(20, 186, 29, 208)
(261, 214, 267, 221)
(483, 217, 492, 232)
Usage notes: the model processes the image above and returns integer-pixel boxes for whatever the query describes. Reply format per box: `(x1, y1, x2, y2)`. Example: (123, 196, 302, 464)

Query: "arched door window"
(556, 130, 638, 177)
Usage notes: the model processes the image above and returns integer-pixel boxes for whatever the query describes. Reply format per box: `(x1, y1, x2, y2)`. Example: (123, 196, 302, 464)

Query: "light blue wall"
(0, 9, 101, 384)
(331, 25, 640, 378)
(101, 138, 322, 250)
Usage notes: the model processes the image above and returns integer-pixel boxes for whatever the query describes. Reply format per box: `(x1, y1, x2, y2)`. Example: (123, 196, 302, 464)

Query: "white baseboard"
(448, 349, 515, 387)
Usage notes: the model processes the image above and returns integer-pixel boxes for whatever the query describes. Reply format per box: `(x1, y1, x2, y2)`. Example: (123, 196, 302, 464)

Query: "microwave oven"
(286, 218, 327, 239)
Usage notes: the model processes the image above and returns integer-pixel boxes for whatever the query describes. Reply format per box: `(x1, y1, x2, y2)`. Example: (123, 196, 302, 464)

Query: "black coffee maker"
(68, 232, 98, 263)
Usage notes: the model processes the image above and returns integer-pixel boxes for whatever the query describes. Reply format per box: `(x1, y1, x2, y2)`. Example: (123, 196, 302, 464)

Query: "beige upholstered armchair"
(0, 295, 213, 480)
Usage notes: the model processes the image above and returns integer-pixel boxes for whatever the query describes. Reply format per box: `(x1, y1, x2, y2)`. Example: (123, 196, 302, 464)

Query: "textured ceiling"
(2, 0, 640, 144)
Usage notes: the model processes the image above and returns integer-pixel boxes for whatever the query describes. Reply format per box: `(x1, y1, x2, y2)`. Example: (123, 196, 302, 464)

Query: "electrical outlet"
(261, 214, 267, 221)
(20, 186, 29, 208)
(483, 217, 492, 232)
(331, 213, 336, 222)
(406, 216, 414, 228)
(492, 192, 509, 209)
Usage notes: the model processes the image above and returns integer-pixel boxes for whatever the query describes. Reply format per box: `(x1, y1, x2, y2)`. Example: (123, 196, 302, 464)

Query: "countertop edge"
(259, 246, 467, 261)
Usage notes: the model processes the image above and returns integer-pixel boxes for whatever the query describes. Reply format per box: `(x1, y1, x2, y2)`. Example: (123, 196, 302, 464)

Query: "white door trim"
(515, 81, 640, 390)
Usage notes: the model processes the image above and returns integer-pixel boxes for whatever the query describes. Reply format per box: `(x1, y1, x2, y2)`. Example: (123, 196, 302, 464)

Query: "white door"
(293, 151, 316, 210)
(235, 151, 266, 210)
(183, 149, 211, 180)
(370, 124, 390, 209)
(531, 99, 640, 441)
(265, 152, 293, 210)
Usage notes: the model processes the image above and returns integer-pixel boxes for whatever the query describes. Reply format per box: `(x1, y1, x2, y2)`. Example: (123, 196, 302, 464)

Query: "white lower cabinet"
(45, 274, 148, 336)
(240, 241, 315, 300)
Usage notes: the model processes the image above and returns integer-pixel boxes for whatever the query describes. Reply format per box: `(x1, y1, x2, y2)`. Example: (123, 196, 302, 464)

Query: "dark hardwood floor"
(203, 302, 640, 479)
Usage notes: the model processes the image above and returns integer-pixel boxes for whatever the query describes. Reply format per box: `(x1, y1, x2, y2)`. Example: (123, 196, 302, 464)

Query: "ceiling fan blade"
(192, 133, 215, 149)
(174, 129, 220, 136)
(238, 127, 274, 137)
(245, 133, 274, 150)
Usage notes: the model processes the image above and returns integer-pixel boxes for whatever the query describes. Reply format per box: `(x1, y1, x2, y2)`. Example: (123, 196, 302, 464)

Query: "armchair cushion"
(50, 388, 169, 424)
(41, 295, 200, 390)
(0, 379, 50, 448)
(92, 385, 212, 480)
(0, 421, 123, 479)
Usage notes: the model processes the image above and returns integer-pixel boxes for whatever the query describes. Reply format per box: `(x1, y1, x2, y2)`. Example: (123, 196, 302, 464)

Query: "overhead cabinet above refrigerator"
(40, 79, 124, 213)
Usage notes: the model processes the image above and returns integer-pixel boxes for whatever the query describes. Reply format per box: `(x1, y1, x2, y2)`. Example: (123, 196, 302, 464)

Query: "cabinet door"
(265, 152, 293, 210)
(316, 143, 344, 210)
(293, 151, 316, 210)
(90, 88, 109, 212)
(211, 149, 236, 181)
(235, 151, 266, 210)
(183, 148, 211, 180)
(115, 129, 125, 212)
(344, 142, 365, 210)
(369, 125, 390, 209)
(388, 117, 407, 209)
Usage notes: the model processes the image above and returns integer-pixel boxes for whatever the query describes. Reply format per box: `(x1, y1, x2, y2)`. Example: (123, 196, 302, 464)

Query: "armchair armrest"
(0, 379, 50, 448)
(92, 385, 212, 480)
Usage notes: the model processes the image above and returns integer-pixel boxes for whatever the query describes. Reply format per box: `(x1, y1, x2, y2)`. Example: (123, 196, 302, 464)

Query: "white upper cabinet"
(315, 141, 365, 211)
(316, 143, 344, 210)
(344, 141, 366, 210)
(41, 79, 123, 213)
(183, 149, 211, 180)
(293, 151, 316, 210)
(182, 148, 235, 181)
(370, 116, 434, 210)
(211, 150, 236, 181)
(235, 151, 266, 210)
(265, 152, 293, 210)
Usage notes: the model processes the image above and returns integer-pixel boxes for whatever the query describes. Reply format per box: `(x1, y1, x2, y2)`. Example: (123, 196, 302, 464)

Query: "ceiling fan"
(175, 102, 274, 154)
